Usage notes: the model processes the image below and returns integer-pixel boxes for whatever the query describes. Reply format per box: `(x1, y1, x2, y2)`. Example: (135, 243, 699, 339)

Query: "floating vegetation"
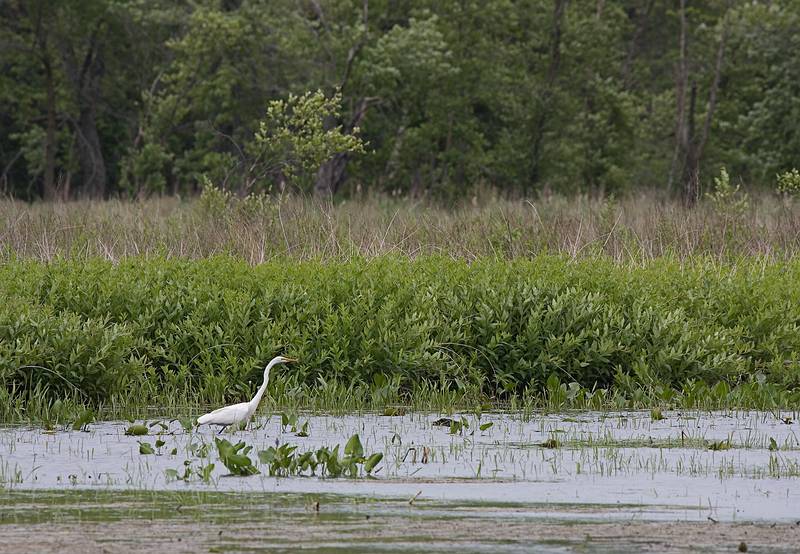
(214, 438, 260, 476)
(281, 413, 310, 437)
(125, 424, 148, 436)
(448, 417, 470, 436)
(708, 439, 732, 452)
(539, 438, 561, 449)
(258, 434, 383, 478)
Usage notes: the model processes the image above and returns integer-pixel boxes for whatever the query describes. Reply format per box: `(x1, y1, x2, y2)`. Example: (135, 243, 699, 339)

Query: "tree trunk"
(32, 2, 59, 200)
(314, 97, 375, 197)
(681, 81, 699, 205)
(42, 53, 58, 200)
(75, 102, 107, 198)
(314, 153, 349, 198)
(674, 3, 729, 206)
(695, 15, 728, 164)
(529, 0, 567, 188)
(621, 0, 655, 89)
(58, 23, 107, 198)
(668, 0, 689, 194)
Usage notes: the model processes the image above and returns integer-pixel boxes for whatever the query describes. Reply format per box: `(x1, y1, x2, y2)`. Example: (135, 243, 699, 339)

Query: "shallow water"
(1, 410, 799, 524)
(4, 488, 798, 553)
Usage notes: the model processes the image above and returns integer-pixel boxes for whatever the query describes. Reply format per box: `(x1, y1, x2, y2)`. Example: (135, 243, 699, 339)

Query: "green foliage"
(364, 453, 383, 474)
(71, 409, 94, 431)
(776, 169, 800, 197)
(214, 438, 260, 476)
(247, 90, 365, 191)
(2, 255, 800, 419)
(448, 417, 470, 436)
(344, 433, 364, 458)
(3, 1, 799, 199)
(708, 439, 731, 452)
(728, 3, 800, 183)
(258, 434, 382, 478)
(124, 424, 148, 436)
(705, 167, 749, 218)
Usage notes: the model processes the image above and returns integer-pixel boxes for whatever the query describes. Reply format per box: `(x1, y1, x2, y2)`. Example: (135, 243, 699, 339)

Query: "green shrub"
(1, 255, 799, 416)
(705, 167, 749, 218)
(776, 168, 800, 196)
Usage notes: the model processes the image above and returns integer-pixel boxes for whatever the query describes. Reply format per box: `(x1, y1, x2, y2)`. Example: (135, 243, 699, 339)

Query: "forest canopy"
(0, 0, 798, 201)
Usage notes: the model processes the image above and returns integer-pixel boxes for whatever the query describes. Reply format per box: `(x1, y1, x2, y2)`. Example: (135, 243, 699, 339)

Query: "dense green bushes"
(4, 2, 800, 199)
(1, 256, 799, 416)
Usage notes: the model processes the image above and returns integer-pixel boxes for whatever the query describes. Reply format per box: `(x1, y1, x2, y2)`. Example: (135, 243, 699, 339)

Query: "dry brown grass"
(2, 189, 799, 263)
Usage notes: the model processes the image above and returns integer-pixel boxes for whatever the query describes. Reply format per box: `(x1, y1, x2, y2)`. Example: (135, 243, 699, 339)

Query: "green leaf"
(215, 437, 260, 476)
(479, 422, 494, 431)
(364, 452, 383, 474)
(177, 417, 196, 431)
(125, 424, 148, 436)
(139, 441, 155, 455)
(71, 409, 94, 431)
(201, 464, 215, 483)
(258, 448, 276, 464)
(344, 434, 364, 458)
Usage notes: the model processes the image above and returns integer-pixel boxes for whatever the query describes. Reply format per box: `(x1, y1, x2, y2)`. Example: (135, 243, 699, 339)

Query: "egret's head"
(264, 355, 297, 375)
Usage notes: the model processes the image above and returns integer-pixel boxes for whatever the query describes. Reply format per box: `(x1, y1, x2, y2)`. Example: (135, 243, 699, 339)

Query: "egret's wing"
(197, 402, 249, 425)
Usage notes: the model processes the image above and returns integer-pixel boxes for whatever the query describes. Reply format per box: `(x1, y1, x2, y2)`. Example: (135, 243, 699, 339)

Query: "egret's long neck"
(249, 359, 277, 410)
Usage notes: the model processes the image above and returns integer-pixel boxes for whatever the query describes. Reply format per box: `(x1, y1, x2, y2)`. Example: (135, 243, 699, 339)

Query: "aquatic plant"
(258, 434, 383, 478)
(214, 438, 260, 476)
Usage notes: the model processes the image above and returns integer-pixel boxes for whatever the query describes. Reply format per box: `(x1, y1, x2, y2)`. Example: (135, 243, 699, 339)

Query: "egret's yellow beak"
(284, 357, 298, 363)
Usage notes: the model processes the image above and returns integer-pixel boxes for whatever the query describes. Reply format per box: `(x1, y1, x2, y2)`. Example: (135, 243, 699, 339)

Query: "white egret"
(197, 355, 296, 433)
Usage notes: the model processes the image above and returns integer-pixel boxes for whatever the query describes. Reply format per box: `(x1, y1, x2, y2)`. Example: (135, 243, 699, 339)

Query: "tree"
(1, 0, 65, 199)
(0, 0, 160, 199)
(244, 89, 365, 192)
(1, 0, 799, 200)
(726, 1, 800, 182)
(669, 0, 731, 205)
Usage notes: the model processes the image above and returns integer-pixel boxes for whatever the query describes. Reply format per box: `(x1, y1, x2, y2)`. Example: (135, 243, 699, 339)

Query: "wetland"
(2, 410, 799, 552)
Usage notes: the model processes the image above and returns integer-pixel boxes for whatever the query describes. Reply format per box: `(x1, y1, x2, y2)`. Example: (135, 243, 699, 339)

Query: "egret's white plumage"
(197, 355, 296, 432)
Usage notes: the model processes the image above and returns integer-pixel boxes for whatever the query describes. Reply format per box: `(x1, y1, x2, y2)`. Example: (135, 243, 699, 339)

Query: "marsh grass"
(2, 377, 798, 425)
(2, 189, 800, 263)
(2, 192, 800, 421)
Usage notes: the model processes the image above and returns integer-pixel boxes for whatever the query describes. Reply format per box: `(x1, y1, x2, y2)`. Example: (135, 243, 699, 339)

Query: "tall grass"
(1, 255, 799, 421)
(2, 189, 799, 263)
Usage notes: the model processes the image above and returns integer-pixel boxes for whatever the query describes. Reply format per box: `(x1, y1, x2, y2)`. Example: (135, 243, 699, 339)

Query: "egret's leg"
(217, 425, 228, 435)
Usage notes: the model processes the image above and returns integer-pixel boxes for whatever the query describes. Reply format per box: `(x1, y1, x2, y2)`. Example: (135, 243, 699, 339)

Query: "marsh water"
(2, 410, 800, 552)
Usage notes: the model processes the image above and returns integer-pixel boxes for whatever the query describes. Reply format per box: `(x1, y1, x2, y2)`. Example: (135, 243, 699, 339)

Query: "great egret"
(197, 355, 296, 433)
